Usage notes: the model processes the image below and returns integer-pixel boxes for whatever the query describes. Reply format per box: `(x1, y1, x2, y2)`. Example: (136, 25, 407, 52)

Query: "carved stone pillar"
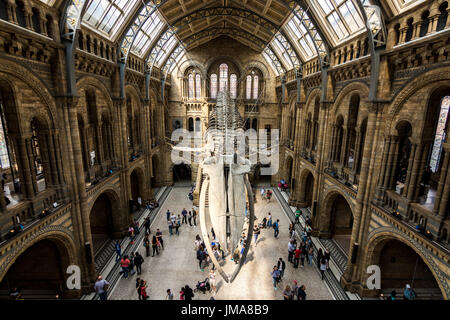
(434, 144, 450, 218)
(383, 135, 398, 189)
(340, 126, 348, 167)
(403, 142, 417, 198)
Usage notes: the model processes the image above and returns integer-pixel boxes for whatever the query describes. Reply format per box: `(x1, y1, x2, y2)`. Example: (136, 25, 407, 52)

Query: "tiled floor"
(109, 186, 332, 300)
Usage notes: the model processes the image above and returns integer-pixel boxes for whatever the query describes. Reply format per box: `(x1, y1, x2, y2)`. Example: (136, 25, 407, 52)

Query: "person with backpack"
(297, 285, 306, 300)
(134, 252, 144, 275)
(94, 275, 109, 301)
(404, 284, 416, 300)
(183, 285, 194, 300)
(273, 219, 280, 238)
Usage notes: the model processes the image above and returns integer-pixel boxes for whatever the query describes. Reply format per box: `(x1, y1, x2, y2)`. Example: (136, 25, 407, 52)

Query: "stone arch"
(0, 59, 58, 127)
(171, 162, 192, 184)
(297, 167, 316, 208)
(0, 228, 78, 298)
(129, 165, 146, 203)
(389, 66, 450, 119)
(331, 82, 369, 117)
(76, 76, 114, 108)
(177, 59, 207, 79)
(284, 155, 294, 187)
(319, 189, 355, 252)
(242, 60, 270, 80)
(205, 56, 243, 78)
(363, 230, 448, 299)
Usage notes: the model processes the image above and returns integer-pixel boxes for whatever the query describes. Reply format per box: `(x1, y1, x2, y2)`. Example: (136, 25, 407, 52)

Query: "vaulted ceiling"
(157, 0, 292, 52)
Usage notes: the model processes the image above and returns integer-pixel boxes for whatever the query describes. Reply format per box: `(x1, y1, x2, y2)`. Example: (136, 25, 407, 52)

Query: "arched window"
(210, 74, 217, 99)
(219, 63, 228, 92)
(195, 74, 201, 99)
(188, 73, 194, 99)
(253, 75, 259, 99)
(246, 75, 252, 100)
(430, 96, 450, 172)
(230, 74, 237, 99)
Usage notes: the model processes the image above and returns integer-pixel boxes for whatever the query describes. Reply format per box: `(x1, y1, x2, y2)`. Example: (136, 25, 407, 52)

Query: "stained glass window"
(246, 75, 252, 100)
(188, 74, 194, 99)
(430, 96, 450, 172)
(195, 74, 201, 99)
(210, 74, 218, 99)
(219, 64, 228, 92)
(253, 75, 259, 100)
(230, 74, 237, 99)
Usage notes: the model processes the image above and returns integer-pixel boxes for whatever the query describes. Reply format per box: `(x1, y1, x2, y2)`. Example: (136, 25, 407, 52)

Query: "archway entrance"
(285, 156, 294, 189)
(130, 170, 141, 202)
(373, 239, 443, 299)
(322, 193, 353, 254)
(0, 239, 71, 299)
(300, 171, 314, 208)
(90, 193, 115, 253)
(173, 163, 191, 184)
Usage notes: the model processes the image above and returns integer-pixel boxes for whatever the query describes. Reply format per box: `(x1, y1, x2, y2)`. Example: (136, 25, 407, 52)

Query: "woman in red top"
(140, 280, 148, 300)
(179, 287, 185, 300)
(120, 255, 131, 278)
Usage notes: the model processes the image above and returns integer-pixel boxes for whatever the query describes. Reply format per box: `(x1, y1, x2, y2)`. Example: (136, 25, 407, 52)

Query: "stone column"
(340, 126, 348, 166)
(434, 144, 450, 217)
(329, 125, 337, 164)
(403, 142, 417, 197)
(413, 143, 431, 201)
(14, 136, 35, 198)
(352, 128, 362, 172)
(6, 0, 17, 24)
(378, 136, 391, 189)
(406, 143, 424, 200)
(383, 135, 398, 189)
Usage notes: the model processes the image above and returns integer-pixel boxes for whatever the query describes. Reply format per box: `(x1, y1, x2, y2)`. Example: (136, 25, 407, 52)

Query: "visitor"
(307, 246, 314, 266)
(179, 287, 185, 300)
(295, 208, 301, 224)
(266, 189, 272, 202)
(129, 252, 136, 276)
(232, 247, 240, 264)
(194, 234, 202, 250)
(182, 208, 188, 224)
(9, 287, 21, 300)
(387, 290, 397, 300)
(277, 257, 286, 279)
(294, 246, 301, 268)
(288, 239, 296, 263)
(156, 228, 164, 249)
(300, 244, 306, 267)
(197, 246, 205, 271)
(120, 255, 131, 278)
(166, 209, 171, 221)
(151, 235, 159, 256)
(188, 211, 193, 226)
(168, 219, 173, 236)
(262, 217, 267, 228)
(140, 280, 148, 300)
(134, 252, 144, 275)
(183, 285, 194, 300)
(273, 219, 280, 238)
(297, 285, 306, 300)
(211, 227, 216, 240)
(174, 218, 180, 235)
(136, 278, 142, 300)
(192, 207, 197, 226)
(292, 280, 299, 299)
(319, 257, 327, 280)
(317, 248, 324, 266)
(134, 219, 140, 235)
(128, 225, 135, 244)
(260, 187, 265, 199)
(144, 234, 151, 257)
(267, 213, 272, 228)
(114, 240, 122, 262)
(94, 275, 109, 301)
(253, 224, 260, 246)
(209, 269, 217, 295)
(404, 284, 416, 300)
(270, 266, 280, 290)
(283, 285, 293, 300)
(166, 289, 174, 300)
(324, 249, 331, 269)
(144, 217, 151, 234)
